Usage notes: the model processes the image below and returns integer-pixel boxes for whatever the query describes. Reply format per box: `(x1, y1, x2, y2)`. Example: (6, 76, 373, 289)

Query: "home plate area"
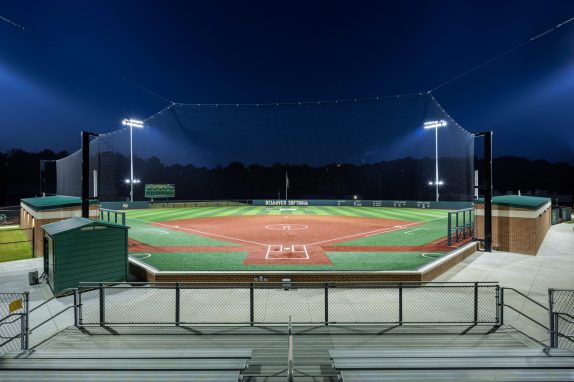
(266, 244, 309, 259)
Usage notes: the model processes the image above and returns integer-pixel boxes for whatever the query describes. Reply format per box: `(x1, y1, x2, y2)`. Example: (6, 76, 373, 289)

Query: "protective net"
(56, 93, 474, 201)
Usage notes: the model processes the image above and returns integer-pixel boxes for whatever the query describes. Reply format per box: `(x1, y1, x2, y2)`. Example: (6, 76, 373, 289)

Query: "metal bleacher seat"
(0, 348, 252, 382)
(329, 348, 574, 382)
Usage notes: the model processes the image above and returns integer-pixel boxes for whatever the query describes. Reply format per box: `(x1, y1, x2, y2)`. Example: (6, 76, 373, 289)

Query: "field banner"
(254, 199, 472, 209)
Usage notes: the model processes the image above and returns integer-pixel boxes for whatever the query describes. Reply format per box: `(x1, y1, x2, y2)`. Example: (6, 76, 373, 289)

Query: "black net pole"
(81, 131, 98, 218)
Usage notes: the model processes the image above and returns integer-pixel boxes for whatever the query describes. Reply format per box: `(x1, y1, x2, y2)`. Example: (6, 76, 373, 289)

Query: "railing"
(500, 288, 550, 332)
(76, 281, 501, 327)
(447, 208, 474, 246)
(0, 292, 29, 354)
(287, 316, 294, 382)
(100, 209, 126, 225)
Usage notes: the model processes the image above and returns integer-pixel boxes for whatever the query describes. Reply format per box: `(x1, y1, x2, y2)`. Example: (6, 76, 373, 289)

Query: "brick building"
(20, 196, 99, 257)
(475, 195, 551, 255)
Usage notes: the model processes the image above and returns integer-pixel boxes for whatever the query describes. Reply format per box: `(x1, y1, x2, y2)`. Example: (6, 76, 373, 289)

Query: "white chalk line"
(130, 217, 269, 247)
(305, 217, 446, 246)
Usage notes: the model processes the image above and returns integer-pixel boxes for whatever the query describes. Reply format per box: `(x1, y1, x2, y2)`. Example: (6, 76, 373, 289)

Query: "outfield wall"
(253, 199, 473, 209)
(101, 199, 473, 210)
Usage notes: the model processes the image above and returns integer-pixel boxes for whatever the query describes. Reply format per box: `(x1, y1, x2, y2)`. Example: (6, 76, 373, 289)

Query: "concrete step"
(0, 370, 241, 382)
(341, 369, 574, 382)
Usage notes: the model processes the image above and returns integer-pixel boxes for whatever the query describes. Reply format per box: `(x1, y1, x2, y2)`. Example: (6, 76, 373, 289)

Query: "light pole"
(122, 118, 144, 202)
(424, 120, 447, 202)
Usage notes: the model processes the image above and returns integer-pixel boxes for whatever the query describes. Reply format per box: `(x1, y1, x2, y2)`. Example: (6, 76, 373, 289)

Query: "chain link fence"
(549, 289, 574, 351)
(0, 206, 20, 226)
(0, 292, 29, 355)
(77, 282, 501, 327)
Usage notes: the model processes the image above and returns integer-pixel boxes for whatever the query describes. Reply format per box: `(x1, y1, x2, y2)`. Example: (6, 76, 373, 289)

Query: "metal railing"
(76, 281, 501, 327)
(100, 209, 126, 225)
(500, 287, 550, 332)
(0, 292, 29, 354)
(447, 207, 474, 246)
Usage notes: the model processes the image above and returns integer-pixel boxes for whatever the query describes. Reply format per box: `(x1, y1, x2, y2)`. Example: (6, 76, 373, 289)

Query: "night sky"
(1, 0, 573, 163)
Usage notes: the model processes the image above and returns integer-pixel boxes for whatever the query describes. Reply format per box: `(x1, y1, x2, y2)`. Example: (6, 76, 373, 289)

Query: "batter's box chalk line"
(265, 244, 309, 260)
(264, 224, 308, 231)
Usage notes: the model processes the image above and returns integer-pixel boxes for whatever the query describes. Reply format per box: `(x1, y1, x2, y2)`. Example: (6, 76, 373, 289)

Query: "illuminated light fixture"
(125, 179, 141, 184)
(122, 118, 145, 202)
(122, 118, 144, 128)
(424, 120, 447, 202)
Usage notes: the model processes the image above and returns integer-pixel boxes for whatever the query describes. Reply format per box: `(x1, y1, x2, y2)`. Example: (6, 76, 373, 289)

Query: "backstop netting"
(56, 93, 474, 201)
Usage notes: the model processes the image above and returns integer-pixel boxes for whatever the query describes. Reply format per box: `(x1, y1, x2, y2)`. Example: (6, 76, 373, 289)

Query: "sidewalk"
(436, 223, 574, 343)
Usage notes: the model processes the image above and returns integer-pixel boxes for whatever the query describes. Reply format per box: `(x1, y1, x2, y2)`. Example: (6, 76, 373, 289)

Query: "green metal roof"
(476, 195, 551, 210)
(43, 217, 128, 236)
(21, 196, 98, 211)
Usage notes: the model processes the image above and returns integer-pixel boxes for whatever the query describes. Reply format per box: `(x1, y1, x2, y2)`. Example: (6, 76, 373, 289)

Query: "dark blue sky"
(1, 0, 573, 163)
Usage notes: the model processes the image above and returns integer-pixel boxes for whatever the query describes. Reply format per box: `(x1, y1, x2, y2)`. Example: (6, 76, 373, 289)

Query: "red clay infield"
(128, 215, 455, 265)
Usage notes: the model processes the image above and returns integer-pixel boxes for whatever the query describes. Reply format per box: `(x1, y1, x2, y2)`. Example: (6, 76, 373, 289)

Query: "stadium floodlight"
(122, 118, 144, 202)
(424, 120, 447, 202)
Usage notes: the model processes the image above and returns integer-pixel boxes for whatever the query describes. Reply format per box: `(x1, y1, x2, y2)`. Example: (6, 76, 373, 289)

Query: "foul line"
(305, 217, 446, 246)
(130, 217, 269, 247)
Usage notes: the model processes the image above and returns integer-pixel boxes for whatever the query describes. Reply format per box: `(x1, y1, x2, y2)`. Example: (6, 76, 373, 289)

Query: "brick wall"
(475, 204, 551, 255)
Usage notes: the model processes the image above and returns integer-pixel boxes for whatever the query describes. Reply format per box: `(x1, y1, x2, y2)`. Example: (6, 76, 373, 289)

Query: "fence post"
(122, 212, 126, 226)
(73, 289, 79, 327)
(447, 212, 452, 246)
(549, 289, 555, 348)
(499, 287, 504, 326)
(398, 283, 403, 325)
(250, 283, 254, 326)
(552, 313, 559, 348)
(99, 283, 105, 326)
(324, 283, 329, 325)
(32, 227, 35, 257)
(78, 288, 83, 326)
(473, 282, 478, 325)
(21, 292, 29, 350)
(175, 283, 181, 326)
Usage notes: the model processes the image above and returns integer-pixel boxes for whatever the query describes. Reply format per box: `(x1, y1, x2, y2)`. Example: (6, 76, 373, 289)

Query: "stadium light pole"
(424, 120, 447, 202)
(122, 118, 144, 202)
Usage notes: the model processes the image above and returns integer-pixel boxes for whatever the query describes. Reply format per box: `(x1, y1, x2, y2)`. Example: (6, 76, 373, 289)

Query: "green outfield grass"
(131, 250, 447, 271)
(0, 227, 33, 263)
(126, 206, 448, 222)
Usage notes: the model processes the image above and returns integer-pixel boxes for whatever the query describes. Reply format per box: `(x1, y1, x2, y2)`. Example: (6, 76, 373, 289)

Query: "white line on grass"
(129, 217, 269, 247)
(306, 217, 446, 246)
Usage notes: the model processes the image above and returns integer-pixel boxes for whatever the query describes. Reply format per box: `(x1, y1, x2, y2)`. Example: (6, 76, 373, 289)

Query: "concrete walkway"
(436, 223, 574, 343)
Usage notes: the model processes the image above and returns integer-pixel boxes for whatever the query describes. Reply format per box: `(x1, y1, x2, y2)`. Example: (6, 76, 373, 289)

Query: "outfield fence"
(0, 292, 29, 355)
(0, 206, 20, 226)
(76, 282, 501, 327)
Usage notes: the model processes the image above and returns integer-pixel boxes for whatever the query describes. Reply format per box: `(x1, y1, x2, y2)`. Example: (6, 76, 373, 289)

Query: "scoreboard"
(144, 184, 175, 199)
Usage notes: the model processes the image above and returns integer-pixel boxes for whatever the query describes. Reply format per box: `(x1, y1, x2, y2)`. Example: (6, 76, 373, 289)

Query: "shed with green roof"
(43, 217, 129, 294)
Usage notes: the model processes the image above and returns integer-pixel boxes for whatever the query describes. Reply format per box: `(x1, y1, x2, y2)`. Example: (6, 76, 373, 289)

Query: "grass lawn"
(0, 227, 33, 263)
(131, 250, 446, 272)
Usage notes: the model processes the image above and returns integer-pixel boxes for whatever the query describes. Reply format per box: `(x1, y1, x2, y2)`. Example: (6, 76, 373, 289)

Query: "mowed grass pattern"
(126, 206, 448, 222)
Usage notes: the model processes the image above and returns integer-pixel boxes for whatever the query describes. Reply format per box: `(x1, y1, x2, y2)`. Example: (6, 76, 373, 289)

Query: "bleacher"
(0, 348, 252, 381)
(330, 348, 574, 381)
(3, 324, 573, 382)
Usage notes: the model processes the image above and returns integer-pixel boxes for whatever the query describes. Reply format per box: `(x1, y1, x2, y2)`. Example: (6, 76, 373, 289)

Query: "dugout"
(43, 217, 129, 294)
(20, 196, 99, 257)
(475, 195, 551, 256)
